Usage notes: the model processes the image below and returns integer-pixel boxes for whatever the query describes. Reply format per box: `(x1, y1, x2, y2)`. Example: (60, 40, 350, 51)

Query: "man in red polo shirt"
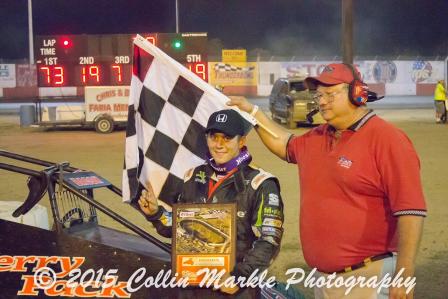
(228, 63, 426, 299)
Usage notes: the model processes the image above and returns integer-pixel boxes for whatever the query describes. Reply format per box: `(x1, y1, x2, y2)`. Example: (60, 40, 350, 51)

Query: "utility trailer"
(32, 86, 129, 133)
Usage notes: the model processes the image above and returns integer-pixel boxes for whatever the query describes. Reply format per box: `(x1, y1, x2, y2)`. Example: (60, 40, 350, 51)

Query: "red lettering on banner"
(96, 90, 117, 101)
(73, 282, 102, 297)
(45, 279, 72, 296)
(113, 104, 128, 112)
(99, 281, 130, 297)
(17, 275, 40, 296)
(13, 256, 37, 272)
(0, 255, 15, 271)
(4, 255, 130, 298)
(18, 276, 130, 297)
(0, 255, 85, 277)
(89, 104, 112, 112)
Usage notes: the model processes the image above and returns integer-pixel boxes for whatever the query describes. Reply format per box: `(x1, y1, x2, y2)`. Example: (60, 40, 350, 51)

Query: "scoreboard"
(34, 33, 208, 87)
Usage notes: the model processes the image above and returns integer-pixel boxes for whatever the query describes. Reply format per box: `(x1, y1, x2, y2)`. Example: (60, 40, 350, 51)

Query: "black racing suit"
(145, 162, 284, 278)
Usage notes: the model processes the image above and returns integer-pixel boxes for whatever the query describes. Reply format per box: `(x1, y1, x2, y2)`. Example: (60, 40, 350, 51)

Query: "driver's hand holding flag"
(138, 183, 159, 216)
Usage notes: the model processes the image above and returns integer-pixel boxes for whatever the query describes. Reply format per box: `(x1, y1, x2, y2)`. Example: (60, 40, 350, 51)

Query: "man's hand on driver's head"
(227, 96, 254, 114)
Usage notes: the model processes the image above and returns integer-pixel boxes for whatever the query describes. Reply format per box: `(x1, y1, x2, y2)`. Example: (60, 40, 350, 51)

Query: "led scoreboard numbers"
(35, 33, 208, 87)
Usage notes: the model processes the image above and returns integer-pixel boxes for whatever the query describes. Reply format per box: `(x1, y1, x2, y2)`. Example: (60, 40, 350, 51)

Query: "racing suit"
(145, 162, 284, 278)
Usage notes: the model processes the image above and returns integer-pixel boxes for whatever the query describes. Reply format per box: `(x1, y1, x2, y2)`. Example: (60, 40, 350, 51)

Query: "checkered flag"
(122, 35, 255, 207)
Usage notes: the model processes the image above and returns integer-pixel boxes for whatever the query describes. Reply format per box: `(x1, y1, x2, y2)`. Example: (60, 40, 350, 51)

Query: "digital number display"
(39, 66, 65, 85)
(186, 62, 208, 82)
(35, 33, 208, 87)
(37, 64, 132, 87)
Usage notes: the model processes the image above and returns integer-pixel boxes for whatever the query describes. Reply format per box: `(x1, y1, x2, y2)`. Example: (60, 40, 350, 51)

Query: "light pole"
(175, 0, 179, 33)
(342, 0, 353, 64)
(28, 0, 34, 64)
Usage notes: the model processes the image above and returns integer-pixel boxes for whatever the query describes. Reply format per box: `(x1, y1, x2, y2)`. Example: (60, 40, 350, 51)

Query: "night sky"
(0, 0, 447, 60)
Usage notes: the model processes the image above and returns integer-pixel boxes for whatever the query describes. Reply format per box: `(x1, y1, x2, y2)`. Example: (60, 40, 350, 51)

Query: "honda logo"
(216, 114, 227, 123)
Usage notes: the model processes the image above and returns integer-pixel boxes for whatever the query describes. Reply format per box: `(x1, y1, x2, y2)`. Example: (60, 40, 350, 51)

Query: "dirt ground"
(0, 108, 447, 298)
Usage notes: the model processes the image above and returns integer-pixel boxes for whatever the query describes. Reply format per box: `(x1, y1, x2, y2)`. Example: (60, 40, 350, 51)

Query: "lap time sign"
(34, 33, 208, 87)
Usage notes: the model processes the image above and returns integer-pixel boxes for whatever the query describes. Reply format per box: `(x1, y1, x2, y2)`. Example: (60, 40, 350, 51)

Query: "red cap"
(305, 63, 362, 90)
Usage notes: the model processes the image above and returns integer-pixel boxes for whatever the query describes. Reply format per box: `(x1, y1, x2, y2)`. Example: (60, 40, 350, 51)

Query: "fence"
(1, 57, 447, 100)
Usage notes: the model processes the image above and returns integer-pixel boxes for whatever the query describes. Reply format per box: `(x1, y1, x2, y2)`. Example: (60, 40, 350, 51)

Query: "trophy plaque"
(172, 202, 236, 285)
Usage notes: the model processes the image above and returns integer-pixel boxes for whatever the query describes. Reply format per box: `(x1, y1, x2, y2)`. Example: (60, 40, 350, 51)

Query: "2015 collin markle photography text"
(126, 267, 416, 295)
(2, 252, 414, 297)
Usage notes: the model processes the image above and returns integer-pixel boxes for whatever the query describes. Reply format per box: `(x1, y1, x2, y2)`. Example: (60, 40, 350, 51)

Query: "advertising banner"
(209, 62, 258, 86)
(84, 86, 130, 122)
(16, 64, 37, 87)
(0, 64, 16, 88)
(222, 49, 247, 62)
(280, 61, 334, 78)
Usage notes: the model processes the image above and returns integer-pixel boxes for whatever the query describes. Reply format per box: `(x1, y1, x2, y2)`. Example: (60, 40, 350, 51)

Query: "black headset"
(343, 63, 369, 106)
